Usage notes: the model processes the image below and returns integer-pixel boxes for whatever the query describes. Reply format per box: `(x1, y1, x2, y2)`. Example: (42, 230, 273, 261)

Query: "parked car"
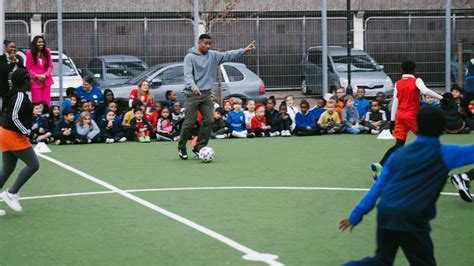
(83, 55, 148, 88)
(301, 46, 394, 97)
(17, 50, 83, 103)
(451, 48, 472, 86)
(107, 62, 267, 106)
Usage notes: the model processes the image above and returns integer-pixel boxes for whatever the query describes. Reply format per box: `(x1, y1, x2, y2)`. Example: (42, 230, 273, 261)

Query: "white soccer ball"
(198, 146, 215, 163)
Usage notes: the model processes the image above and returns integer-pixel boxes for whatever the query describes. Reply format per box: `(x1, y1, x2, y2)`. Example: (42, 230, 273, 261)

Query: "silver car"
(301, 46, 394, 97)
(107, 62, 267, 105)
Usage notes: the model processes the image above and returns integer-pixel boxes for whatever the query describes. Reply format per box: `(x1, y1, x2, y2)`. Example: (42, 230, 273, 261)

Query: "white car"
(17, 51, 83, 103)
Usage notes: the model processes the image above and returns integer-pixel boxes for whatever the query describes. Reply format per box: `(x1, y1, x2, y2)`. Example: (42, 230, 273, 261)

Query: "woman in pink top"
(26, 36, 54, 106)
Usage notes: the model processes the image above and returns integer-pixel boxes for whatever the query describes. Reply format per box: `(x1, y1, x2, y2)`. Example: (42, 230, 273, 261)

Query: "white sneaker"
(105, 138, 114, 144)
(269, 132, 278, 137)
(2, 190, 22, 212)
(54, 140, 61, 145)
(0, 209, 5, 216)
(215, 134, 227, 139)
(118, 137, 127, 143)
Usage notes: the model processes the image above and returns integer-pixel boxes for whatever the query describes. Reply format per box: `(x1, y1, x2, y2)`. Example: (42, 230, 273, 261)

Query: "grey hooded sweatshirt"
(183, 47, 245, 94)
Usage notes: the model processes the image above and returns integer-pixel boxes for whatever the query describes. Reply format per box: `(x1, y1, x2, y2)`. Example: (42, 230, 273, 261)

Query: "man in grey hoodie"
(178, 34, 256, 160)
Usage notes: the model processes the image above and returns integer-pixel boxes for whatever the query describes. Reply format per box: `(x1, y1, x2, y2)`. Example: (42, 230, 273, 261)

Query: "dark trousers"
(294, 125, 321, 136)
(0, 147, 39, 194)
(178, 91, 214, 151)
(344, 228, 436, 266)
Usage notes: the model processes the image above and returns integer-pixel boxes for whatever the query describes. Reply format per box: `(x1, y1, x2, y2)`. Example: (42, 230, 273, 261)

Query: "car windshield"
(332, 55, 381, 72)
(52, 59, 78, 76)
(104, 61, 147, 79)
(127, 65, 165, 84)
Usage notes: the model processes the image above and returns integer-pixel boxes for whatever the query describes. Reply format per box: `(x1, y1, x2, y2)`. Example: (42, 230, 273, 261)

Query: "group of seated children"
(209, 88, 391, 139)
(30, 84, 470, 145)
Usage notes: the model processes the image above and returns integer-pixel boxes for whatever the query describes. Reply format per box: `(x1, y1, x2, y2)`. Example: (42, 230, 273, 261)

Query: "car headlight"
(339, 78, 348, 88)
(385, 77, 393, 88)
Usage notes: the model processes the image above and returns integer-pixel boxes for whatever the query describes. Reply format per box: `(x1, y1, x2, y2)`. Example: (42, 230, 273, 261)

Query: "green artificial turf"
(0, 133, 472, 265)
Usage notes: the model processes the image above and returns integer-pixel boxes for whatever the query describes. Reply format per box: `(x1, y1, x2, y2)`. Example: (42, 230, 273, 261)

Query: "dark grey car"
(83, 55, 148, 88)
(107, 62, 267, 105)
(301, 46, 394, 97)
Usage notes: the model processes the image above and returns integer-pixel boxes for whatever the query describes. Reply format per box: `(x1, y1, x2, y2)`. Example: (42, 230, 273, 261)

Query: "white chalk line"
(3, 186, 465, 202)
(35, 153, 283, 266)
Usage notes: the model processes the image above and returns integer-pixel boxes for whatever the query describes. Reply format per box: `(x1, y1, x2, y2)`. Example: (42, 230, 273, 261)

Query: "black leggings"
(0, 147, 39, 194)
(380, 138, 406, 166)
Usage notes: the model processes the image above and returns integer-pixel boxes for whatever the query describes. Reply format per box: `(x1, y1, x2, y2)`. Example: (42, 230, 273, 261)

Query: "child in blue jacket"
(339, 106, 474, 265)
(294, 100, 321, 136)
(226, 98, 247, 138)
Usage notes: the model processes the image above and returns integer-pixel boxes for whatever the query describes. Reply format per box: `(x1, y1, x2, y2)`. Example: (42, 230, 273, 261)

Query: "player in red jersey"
(371, 61, 444, 180)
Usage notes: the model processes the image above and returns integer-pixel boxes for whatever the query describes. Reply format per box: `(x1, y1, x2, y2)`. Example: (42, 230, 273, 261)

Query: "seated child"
(249, 104, 271, 137)
(130, 108, 152, 143)
(30, 103, 52, 144)
(420, 95, 440, 107)
(48, 105, 61, 132)
(74, 101, 95, 122)
(61, 87, 77, 111)
(222, 99, 233, 121)
(294, 100, 321, 136)
(354, 88, 370, 122)
(164, 90, 177, 109)
(172, 102, 185, 133)
(226, 98, 248, 138)
(364, 100, 387, 134)
(100, 110, 126, 143)
(440, 92, 469, 134)
(76, 111, 102, 143)
(156, 107, 179, 141)
(318, 103, 343, 134)
(149, 101, 162, 133)
(376, 92, 391, 119)
(278, 103, 292, 136)
(244, 99, 256, 130)
(342, 95, 368, 134)
(284, 95, 299, 132)
(122, 99, 145, 140)
(310, 98, 326, 122)
(265, 96, 281, 136)
(211, 107, 229, 139)
(53, 108, 83, 145)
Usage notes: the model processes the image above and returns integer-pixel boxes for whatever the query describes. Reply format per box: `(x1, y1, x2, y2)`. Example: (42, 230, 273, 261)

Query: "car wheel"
(301, 79, 310, 95)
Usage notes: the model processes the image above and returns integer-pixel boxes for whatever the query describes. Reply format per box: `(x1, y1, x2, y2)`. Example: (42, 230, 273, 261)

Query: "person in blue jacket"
(294, 100, 321, 136)
(338, 106, 474, 266)
(75, 76, 104, 105)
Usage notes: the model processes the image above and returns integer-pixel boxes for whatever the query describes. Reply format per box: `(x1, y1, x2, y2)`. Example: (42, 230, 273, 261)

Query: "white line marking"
(36, 153, 283, 266)
(6, 186, 466, 202)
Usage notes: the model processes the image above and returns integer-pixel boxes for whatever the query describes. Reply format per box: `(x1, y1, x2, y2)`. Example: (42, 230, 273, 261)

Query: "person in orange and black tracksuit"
(0, 68, 40, 215)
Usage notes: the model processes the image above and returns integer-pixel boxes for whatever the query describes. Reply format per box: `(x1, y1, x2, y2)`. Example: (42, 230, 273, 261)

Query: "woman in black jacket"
(0, 68, 40, 215)
(0, 40, 25, 113)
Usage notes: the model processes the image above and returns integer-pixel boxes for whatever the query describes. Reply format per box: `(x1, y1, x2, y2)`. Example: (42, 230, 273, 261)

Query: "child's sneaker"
(138, 136, 147, 143)
(269, 132, 278, 137)
(87, 139, 92, 144)
(105, 138, 114, 144)
(0, 209, 5, 216)
(450, 172, 472, 202)
(54, 140, 61, 145)
(215, 134, 227, 139)
(247, 133, 255, 138)
(118, 137, 127, 143)
(2, 190, 22, 212)
(173, 136, 180, 141)
(371, 163, 383, 180)
(144, 136, 151, 142)
(66, 140, 72, 144)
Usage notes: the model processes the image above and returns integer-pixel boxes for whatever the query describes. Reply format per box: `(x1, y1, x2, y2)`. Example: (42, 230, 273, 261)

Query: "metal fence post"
(445, 0, 451, 92)
(322, 0, 328, 95)
(93, 17, 98, 58)
(302, 16, 306, 61)
(57, 0, 64, 108)
(144, 17, 148, 64)
(255, 16, 260, 76)
(0, 0, 5, 54)
(193, 0, 199, 47)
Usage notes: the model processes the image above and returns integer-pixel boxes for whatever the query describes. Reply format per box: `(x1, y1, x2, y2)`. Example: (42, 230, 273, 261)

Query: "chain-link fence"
(3, 2, 473, 99)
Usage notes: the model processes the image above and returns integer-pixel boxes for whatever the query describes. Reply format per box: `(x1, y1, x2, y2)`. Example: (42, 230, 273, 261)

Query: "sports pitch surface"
(0, 133, 473, 265)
